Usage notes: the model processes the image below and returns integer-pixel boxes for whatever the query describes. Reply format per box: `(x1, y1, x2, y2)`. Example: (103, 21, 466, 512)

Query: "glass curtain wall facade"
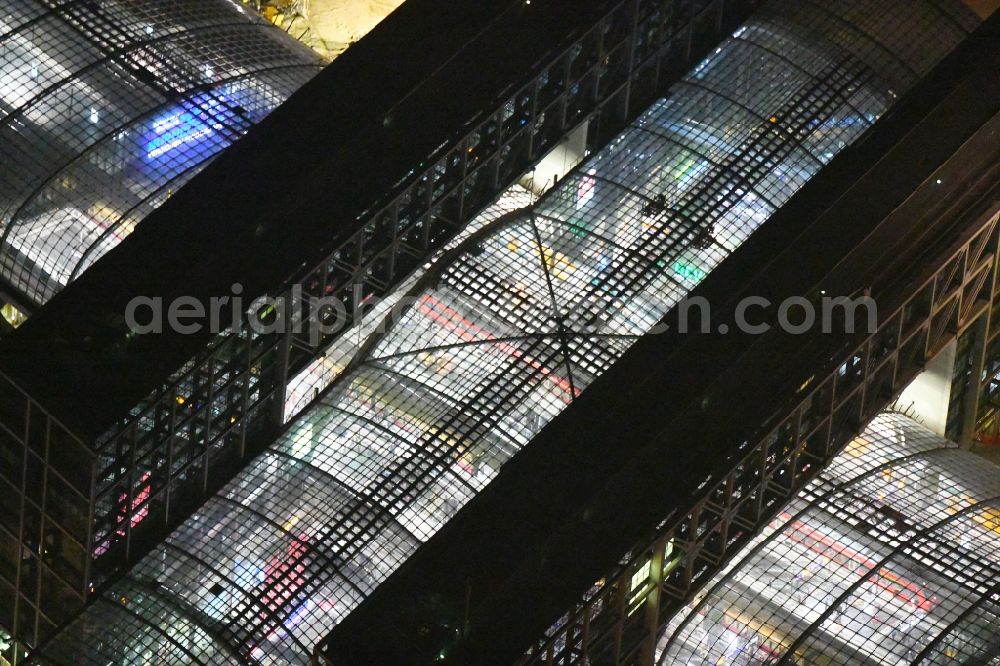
(657, 412, 1000, 665)
(34, 1, 977, 663)
(0, 0, 323, 307)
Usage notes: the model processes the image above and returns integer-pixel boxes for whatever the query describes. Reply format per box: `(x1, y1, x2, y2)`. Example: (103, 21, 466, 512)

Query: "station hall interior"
(0, 1, 999, 665)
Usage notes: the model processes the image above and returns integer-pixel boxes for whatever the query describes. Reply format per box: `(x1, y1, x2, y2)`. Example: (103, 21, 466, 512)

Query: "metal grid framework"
(30, 3, 977, 664)
(657, 412, 1000, 665)
(976, 338, 1000, 443)
(77, 0, 759, 595)
(0, 373, 93, 653)
(0, 0, 322, 652)
(963, 261, 1000, 446)
(517, 210, 1000, 666)
(0, 0, 323, 307)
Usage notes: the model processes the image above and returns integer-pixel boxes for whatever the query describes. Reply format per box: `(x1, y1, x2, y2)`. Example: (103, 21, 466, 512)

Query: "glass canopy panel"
(7, 67, 311, 292)
(36, 2, 979, 663)
(41, 599, 213, 665)
(0, 4, 45, 39)
(760, 0, 919, 92)
(821, 415, 954, 484)
(657, 414, 1000, 666)
(0, 16, 103, 117)
(0, 0, 323, 306)
(689, 40, 819, 128)
(917, 601, 1000, 664)
(834, 0, 971, 74)
(634, 93, 768, 179)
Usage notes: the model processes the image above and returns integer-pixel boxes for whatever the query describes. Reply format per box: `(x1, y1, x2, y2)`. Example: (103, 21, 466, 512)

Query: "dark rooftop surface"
(318, 16, 1000, 665)
(0, 0, 614, 440)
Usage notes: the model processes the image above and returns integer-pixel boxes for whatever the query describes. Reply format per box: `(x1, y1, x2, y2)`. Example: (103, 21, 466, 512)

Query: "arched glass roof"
(656, 412, 1000, 665)
(0, 0, 323, 307)
(34, 1, 978, 663)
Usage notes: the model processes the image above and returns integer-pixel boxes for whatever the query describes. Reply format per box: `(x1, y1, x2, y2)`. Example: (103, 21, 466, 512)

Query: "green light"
(673, 156, 700, 182)
(672, 260, 705, 282)
(630, 559, 652, 592)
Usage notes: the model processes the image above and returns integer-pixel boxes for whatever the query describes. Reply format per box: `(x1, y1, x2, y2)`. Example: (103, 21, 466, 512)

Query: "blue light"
(144, 92, 232, 160)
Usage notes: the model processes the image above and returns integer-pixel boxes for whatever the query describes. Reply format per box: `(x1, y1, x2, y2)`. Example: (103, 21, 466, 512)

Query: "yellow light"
(1, 303, 26, 328)
(630, 560, 652, 592)
(769, 115, 778, 123)
(844, 435, 870, 458)
(798, 375, 814, 392)
(175, 395, 186, 406)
